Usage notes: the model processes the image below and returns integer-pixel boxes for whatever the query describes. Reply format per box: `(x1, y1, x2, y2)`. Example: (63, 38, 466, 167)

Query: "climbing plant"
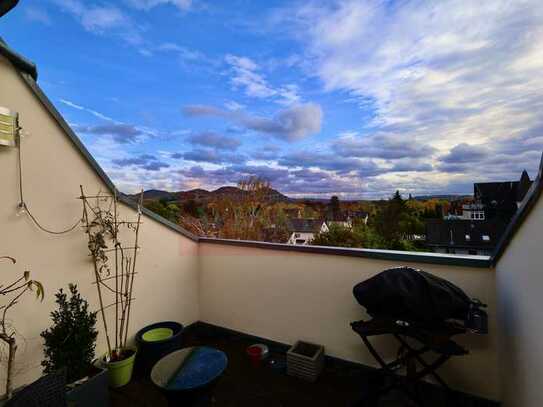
(0, 256, 43, 399)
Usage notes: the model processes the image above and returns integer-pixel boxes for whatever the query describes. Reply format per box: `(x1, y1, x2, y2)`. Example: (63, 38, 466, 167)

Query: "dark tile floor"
(110, 327, 498, 407)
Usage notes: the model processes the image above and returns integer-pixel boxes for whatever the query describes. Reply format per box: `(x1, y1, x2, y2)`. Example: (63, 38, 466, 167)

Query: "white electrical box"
(0, 107, 18, 147)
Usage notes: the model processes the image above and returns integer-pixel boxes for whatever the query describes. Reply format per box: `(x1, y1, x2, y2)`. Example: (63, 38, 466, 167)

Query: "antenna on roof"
(0, 0, 19, 18)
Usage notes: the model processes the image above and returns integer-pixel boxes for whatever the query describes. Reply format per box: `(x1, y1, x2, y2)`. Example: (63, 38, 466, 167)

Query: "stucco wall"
(496, 193, 543, 406)
(0, 56, 200, 390)
(199, 242, 499, 400)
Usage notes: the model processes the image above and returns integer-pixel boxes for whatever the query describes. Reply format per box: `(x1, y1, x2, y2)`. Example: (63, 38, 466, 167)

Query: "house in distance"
(286, 219, 329, 245)
(426, 170, 532, 255)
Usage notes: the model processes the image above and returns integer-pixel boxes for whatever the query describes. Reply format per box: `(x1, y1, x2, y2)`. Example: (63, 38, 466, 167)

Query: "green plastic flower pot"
(135, 322, 184, 375)
(142, 327, 173, 342)
(104, 347, 137, 388)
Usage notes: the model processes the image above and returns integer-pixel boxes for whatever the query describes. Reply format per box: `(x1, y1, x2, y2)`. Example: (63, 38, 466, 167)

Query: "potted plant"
(0, 256, 44, 401)
(41, 284, 109, 407)
(79, 187, 144, 387)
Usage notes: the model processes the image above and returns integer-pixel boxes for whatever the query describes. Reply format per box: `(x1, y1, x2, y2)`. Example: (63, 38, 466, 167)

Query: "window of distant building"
(295, 239, 305, 245)
(465, 234, 471, 241)
(469, 211, 485, 220)
(482, 235, 490, 241)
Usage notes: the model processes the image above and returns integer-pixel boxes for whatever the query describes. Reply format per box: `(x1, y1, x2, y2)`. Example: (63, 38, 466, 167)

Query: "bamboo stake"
(118, 253, 130, 349)
(2, 336, 16, 399)
(113, 189, 119, 351)
(80, 185, 112, 357)
(123, 190, 143, 347)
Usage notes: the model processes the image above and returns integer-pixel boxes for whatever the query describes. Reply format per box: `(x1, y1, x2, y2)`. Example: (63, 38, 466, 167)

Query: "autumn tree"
(181, 177, 289, 242)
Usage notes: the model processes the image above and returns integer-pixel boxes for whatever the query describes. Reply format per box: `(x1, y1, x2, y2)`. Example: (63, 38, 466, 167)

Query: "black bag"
(353, 267, 473, 325)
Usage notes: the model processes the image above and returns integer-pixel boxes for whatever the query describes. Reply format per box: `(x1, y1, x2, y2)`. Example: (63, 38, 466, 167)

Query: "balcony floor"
(110, 324, 498, 407)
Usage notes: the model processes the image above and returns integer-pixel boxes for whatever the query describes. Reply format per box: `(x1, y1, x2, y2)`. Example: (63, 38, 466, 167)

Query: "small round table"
(151, 346, 228, 405)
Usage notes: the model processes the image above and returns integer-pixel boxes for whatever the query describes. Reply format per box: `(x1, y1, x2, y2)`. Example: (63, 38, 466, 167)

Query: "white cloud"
(225, 54, 277, 98)
(224, 100, 245, 111)
(51, 0, 147, 50)
(125, 0, 192, 12)
(52, 0, 129, 33)
(224, 54, 302, 106)
(274, 0, 543, 184)
(158, 43, 201, 59)
(59, 99, 115, 122)
(80, 7, 127, 32)
(24, 6, 52, 25)
(276, 84, 301, 106)
(183, 102, 323, 142)
(156, 42, 216, 67)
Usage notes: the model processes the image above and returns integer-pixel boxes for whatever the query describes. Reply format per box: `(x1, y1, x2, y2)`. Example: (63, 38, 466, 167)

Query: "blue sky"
(2, 0, 543, 198)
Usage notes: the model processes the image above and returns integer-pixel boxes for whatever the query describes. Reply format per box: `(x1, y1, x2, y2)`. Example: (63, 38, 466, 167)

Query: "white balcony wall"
(496, 192, 543, 406)
(199, 242, 499, 401)
(0, 56, 200, 391)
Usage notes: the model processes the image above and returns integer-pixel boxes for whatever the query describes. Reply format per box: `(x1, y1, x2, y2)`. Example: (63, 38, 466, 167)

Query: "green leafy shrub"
(41, 284, 98, 384)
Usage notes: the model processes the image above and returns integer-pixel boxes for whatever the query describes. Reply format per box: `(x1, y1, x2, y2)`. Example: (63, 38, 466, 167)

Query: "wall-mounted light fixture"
(0, 107, 18, 147)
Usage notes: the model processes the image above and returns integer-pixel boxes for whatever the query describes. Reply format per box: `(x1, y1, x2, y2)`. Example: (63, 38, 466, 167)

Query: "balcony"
(1, 35, 543, 407)
(111, 323, 498, 406)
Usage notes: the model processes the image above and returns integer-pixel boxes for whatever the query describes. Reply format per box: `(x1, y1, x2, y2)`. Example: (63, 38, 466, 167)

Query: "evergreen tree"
(41, 285, 98, 384)
(329, 196, 341, 218)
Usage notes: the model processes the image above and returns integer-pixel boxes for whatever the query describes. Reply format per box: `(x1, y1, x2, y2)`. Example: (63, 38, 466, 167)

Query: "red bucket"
(247, 345, 263, 367)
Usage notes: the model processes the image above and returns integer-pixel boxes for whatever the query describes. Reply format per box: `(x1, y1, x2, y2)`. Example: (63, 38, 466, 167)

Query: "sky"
(2, 0, 543, 199)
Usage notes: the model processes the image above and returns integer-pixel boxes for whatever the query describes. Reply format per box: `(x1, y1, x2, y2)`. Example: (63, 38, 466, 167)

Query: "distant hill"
(130, 186, 290, 203)
(413, 194, 472, 201)
(128, 189, 470, 204)
(135, 189, 176, 200)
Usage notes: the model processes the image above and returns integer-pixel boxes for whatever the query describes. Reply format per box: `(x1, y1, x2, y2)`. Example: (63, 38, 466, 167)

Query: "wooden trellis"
(79, 186, 143, 360)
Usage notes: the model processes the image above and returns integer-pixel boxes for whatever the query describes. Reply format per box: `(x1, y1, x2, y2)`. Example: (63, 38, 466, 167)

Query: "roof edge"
(0, 0, 18, 18)
(200, 237, 492, 268)
(491, 153, 543, 265)
(0, 36, 37, 80)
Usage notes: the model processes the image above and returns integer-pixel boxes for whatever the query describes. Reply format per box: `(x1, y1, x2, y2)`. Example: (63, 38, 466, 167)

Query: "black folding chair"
(351, 318, 467, 406)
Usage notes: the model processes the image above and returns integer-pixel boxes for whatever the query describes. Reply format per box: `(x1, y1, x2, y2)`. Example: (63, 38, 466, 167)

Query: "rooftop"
(286, 218, 326, 233)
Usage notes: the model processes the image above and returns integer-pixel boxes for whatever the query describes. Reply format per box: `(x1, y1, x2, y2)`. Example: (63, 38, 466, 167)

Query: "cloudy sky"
(2, 0, 543, 198)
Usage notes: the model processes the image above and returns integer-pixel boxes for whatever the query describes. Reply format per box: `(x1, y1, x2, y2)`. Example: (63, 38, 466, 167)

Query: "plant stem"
(5, 337, 16, 399)
(80, 185, 112, 357)
(113, 189, 119, 351)
(123, 190, 143, 347)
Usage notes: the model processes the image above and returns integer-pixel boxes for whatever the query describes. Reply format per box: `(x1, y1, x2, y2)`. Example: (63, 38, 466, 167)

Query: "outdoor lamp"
(0, 106, 18, 147)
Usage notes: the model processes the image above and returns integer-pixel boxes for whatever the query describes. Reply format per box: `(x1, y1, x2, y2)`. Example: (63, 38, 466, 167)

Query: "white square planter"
(286, 341, 324, 382)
